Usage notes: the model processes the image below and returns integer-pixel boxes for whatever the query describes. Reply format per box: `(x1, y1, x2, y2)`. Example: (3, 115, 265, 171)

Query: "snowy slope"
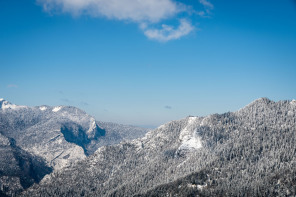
(0, 99, 148, 196)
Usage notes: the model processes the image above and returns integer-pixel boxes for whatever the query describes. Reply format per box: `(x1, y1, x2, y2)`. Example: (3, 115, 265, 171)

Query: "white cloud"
(37, 0, 181, 23)
(37, 0, 212, 42)
(143, 19, 194, 42)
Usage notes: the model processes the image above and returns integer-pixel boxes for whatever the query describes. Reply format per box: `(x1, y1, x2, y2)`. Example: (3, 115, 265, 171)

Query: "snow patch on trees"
(87, 118, 96, 134)
(0, 100, 27, 110)
(39, 106, 47, 111)
(52, 106, 62, 112)
(178, 117, 202, 151)
(0, 134, 10, 146)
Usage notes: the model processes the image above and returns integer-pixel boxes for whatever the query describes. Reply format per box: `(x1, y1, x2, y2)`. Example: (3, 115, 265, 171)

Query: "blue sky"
(1, 0, 296, 127)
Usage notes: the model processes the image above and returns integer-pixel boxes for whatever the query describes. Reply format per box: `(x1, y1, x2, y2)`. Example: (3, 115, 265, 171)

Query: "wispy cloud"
(61, 98, 70, 103)
(199, 0, 214, 9)
(37, 0, 213, 42)
(81, 101, 89, 106)
(164, 105, 172, 109)
(199, 0, 214, 15)
(7, 84, 18, 88)
(144, 19, 194, 42)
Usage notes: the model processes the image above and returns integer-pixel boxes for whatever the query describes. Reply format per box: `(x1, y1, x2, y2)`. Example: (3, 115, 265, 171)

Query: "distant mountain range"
(0, 99, 148, 196)
(1, 98, 296, 197)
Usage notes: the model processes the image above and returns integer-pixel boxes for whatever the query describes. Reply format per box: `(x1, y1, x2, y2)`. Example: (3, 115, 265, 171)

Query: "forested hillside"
(22, 98, 296, 196)
(0, 99, 148, 196)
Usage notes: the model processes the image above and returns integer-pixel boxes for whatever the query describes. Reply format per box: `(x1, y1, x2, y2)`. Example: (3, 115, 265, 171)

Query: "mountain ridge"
(0, 98, 148, 196)
(21, 98, 296, 196)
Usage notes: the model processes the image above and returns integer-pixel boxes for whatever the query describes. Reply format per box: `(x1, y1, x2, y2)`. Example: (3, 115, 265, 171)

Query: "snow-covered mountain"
(0, 99, 148, 196)
(22, 98, 296, 197)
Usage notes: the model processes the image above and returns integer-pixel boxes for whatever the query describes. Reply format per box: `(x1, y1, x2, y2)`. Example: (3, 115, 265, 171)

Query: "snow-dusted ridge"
(237, 98, 296, 112)
(237, 97, 272, 112)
